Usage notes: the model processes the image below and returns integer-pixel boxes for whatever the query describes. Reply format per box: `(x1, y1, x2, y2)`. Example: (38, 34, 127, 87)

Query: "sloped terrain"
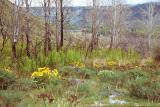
(0, 0, 45, 43)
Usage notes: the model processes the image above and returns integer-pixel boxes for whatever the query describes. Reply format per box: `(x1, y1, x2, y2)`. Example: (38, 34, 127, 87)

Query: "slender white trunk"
(148, 3, 154, 55)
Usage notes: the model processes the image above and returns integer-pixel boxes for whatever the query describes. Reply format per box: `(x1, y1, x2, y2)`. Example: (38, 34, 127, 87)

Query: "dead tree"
(88, 0, 99, 52)
(24, 0, 32, 57)
(43, 0, 52, 55)
(147, 3, 154, 56)
(109, 0, 117, 49)
(55, 0, 64, 51)
(108, 0, 128, 49)
(0, 0, 9, 52)
(12, 0, 20, 58)
(141, 3, 156, 56)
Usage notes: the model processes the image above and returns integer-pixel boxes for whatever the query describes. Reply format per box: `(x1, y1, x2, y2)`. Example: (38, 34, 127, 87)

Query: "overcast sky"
(10, 0, 159, 6)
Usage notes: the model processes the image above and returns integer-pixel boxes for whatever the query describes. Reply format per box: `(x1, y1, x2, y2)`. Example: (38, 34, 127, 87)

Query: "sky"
(10, 0, 160, 6)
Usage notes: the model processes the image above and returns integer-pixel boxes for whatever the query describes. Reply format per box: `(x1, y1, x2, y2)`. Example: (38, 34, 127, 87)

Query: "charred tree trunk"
(60, 0, 64, 47)
(44, 0, 52, 55)
(12, 0, 20, 58)
(88, 0, 99, 52)
(56, 0, 64, 51)
(110, 0, 117, 49)
(25, 0, 31, 57)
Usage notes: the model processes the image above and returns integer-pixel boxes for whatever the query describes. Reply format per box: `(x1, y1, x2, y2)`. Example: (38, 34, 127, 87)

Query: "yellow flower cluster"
(93, 63, 101, 69)
(74, 62, 85, 68)
(31, 67, 59, 79)
(107, 61, 117, 66)
(4, 67, 12, 72)
(70, 61, 85, 68)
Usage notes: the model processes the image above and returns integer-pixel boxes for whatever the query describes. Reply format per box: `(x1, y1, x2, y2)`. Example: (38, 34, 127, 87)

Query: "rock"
(109, 91, 127, 105)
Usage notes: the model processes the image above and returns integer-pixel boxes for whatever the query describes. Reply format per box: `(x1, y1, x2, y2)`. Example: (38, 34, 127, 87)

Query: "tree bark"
(56, 0, 64, 51)
(44, 0, 52, 55)
(25, 0, 31, 57)
(88, 0, 99, 52)
(12, 0, 20, 58)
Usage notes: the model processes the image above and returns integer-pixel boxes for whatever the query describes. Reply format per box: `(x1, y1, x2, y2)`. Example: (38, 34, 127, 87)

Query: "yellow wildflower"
(75, 62, 85, 68)
(4, 68, 12, 72)
(107, 61, 117, 66)
(93, 63, 101, 68)
(53, 69, 59, 77)
(31, 67, 60, 79)
(31, 71, 43, 77)
(38, 67, 50, 72)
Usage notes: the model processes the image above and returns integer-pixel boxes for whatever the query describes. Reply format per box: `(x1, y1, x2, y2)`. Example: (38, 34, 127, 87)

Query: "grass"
(1, 0, 160, 106)
(0, 65, 159, 106)
(0, 45, 160, 106)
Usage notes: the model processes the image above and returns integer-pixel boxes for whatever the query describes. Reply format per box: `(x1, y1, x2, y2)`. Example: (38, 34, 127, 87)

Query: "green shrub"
(37, 53, 49, 67)
(19, 57, 36, 72)
(128, 77, 160, 102)
(9, 78, 38, 91)
(89, 49, 140, 68)
(98, 70, 117, 82)
(0, 57, 12, 68)
(44, 78, 63, 96)
(65, 49, 84, 64)
(80, 68, 96, 79)
(48, 50, 61, 65)
(127, 69, 149, 80)
(0, 69, 16, 89)
(60, 66, 78, 77)
(76, 81, 95, 97)
(99, 83, 112, 98)
(0, 90, 24, 103)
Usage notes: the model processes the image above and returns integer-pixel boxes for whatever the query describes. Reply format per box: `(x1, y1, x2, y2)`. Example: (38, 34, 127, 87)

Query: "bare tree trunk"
(43, 0, 52, 55)
(148, 3, 154, 56)
(60, 0, 64, 47)
(110, 0, 117, 49)
(56, 0, 64, 51)
(0, 1, 8, 53)
(12, 0, 20, 58)
(88, 0, 99, 52)
(25, 0, 31, 57)
(55, 0, 59, 51)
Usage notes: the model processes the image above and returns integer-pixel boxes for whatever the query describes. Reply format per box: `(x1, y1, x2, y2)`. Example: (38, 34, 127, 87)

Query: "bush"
(48, 50, 62, 65)
(91, 49, 140, 64)
(0, 57, 12, 68)
(60, 66, 78, 77)
(98, 70, 117, 82)
(0, 90, 24, 103)
(76, 81, 95, 97)
(127, 69, 149, 80)
(128, 77, 160, 102)
(0, 69, 16, 89)
(65, 49, 84, 64)
(19, 57, 36, 73)
(80, 68, 96, 79)
(9, 78, 38, 91)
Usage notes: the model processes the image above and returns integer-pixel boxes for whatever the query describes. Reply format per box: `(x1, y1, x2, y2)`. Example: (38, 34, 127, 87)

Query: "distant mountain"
(30, 2, 160, 29)
(130, 2, 160, 20)
(30, 6, 91, 27)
